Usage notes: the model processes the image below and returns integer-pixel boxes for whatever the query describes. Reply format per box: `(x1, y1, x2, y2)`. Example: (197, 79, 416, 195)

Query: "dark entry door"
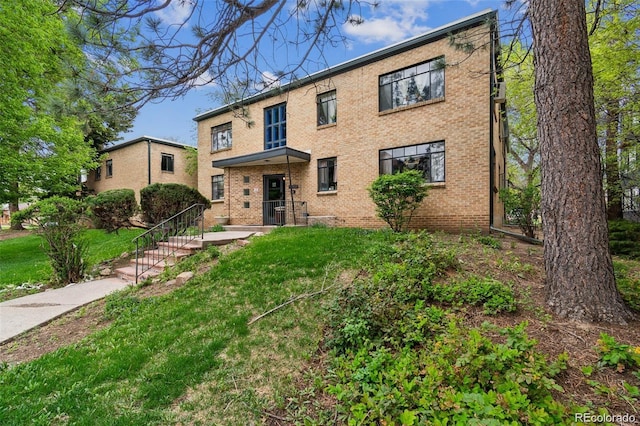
(263, 174, 285, 225)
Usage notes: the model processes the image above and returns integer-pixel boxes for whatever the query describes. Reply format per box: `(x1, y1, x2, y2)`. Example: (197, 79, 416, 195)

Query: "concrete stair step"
(116, 265, 162, 282)
(129, 258, 175, 269)
(143, 248, 192, 259)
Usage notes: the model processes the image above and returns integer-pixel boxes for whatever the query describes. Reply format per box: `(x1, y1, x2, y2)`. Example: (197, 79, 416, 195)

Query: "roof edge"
(194, 9, 496, 123)
(101, 136, 196, 153)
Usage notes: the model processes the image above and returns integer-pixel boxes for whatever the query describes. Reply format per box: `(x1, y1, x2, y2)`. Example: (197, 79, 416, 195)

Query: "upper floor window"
(212, 122, 232, 152)
(95, 166, 102, 181)
(317, 91, 337, 126)
(264, 103, 286, 150)
(379, 141, 445, 183)
(106, 159, 113, 178)
(318, 157, 337, 191)
(379, 57, 445, 112)
(211, 174, 224, 200)
(161, 153, 174, 172)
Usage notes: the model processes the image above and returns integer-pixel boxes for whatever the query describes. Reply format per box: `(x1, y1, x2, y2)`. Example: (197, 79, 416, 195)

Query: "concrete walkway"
(0, 230, 264, 345)
(0, 278, 131, 344)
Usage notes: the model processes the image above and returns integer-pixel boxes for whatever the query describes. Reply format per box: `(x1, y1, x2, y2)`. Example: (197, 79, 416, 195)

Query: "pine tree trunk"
(604, 101, 623, 220)
(529, 0, 635, 323)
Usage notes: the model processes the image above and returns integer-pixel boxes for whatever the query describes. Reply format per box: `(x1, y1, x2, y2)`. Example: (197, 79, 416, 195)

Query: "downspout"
(227, 168, 231, 218)
(488, 19, 496, 231)
(286, 154, 297, 225)
(147, 139, 152, 185)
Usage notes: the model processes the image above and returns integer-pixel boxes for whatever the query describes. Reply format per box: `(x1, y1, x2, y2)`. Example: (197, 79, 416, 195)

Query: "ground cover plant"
(0, 228, 638, 425)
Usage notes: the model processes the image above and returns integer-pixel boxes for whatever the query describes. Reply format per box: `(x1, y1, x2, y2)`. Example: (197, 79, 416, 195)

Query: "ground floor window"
(379, 141, 445, 182)
(212, 174, 224, 200)
(106, 159, 113, 178)
(161, 153, 174, 172)
(318, 157, 337, 191)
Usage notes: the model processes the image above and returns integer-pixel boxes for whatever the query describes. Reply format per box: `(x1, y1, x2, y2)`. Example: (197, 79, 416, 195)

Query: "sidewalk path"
(0, 278, 131, 344)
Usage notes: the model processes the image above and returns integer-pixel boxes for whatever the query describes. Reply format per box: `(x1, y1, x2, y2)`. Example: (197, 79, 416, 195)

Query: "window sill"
(161, 171, 174, 174)
(317, 122, 337, 130)
(427, 182, 446, 188)
(379, 97, 445, 116)
(211, 199, 224, 203)
(317, 190, 338, 196)
(211, 147, 232, 154)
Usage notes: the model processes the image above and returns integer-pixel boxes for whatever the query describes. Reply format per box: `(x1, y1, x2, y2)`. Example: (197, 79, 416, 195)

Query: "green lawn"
(1, 228, 638, 425)
(0, 227, 386, 424)
(0, 228, 141, 288)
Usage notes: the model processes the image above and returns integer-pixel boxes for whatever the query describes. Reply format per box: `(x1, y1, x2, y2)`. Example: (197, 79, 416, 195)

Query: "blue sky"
(119, 0, 506, 146)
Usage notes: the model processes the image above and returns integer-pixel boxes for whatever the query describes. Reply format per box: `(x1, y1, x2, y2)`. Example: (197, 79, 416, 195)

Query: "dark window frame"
(264, 103, 287, 150)
(211, 174, 224, 200)
(211, 122, 233, 152)
(161, 153, 175, 173)
(95, 166, 102, 181)
(317, 90, 337, 126)
(378, 56, 445, 112)
(317, 157, 338, 192)
(106, 159, 113, 178)
(379, 141, 445, 183)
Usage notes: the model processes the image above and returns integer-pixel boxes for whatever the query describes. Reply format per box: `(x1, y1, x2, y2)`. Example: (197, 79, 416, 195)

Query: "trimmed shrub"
(11, 197, 87, 285)
(367, 170, 429, 232)
(140, 183, 211, 224)
(87, 189, 138, 233)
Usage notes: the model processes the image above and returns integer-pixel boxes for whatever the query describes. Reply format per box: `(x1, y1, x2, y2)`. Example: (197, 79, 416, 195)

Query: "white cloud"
(342, 0, 432, 43)
(154, 0, 193, 26)
(190, 70, 217, 89)
(255, 71, 282, 92)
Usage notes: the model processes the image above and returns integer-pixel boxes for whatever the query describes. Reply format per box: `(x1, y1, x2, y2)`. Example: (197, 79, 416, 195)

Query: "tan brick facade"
(86, 137, 198, 202)
(195, 11, 506, 232)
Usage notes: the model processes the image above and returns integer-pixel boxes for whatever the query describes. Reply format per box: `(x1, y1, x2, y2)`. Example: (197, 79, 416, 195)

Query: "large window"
(379, 57, 445, 112)
(212, 122, 232, 151)
(317, 91, 337, 126)
(318, 157, 337, 191)
(379, 141, 445, 183)
(106, 159, 113, 178)
(211, 174, 224, 200)
(264, 103, 286, 149)
(161, 153, 174, 172)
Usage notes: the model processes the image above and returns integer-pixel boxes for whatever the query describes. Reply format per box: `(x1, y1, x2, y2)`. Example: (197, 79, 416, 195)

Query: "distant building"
(194, 10, 507, 231)
(85, 136, 198, 201)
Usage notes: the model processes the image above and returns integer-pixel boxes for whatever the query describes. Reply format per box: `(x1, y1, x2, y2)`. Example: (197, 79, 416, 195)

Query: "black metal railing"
(132, 204, 206, 283)
(263, 200, 307, 226)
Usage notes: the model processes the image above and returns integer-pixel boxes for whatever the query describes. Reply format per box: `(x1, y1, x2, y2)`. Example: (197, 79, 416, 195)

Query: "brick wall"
(86, 140, 198, 202)
(197, 25, 504, 232)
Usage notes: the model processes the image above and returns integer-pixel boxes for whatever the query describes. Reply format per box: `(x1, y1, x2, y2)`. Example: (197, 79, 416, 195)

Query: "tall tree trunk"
(604, 100, 623, 220)
(529, 0, 634, 323)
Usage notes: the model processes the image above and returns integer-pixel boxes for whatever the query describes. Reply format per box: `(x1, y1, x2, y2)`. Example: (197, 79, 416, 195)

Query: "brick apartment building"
(195, 10, 507, 232)
(86, 136, 198, 201)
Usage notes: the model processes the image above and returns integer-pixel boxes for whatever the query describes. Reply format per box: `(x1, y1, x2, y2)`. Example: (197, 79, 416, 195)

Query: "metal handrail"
(262, 200, 307, 226)
(132, 203, 206, 283)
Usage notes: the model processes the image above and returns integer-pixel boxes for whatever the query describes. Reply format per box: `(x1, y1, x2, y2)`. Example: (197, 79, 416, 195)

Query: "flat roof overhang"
(212, 146, 311, 168)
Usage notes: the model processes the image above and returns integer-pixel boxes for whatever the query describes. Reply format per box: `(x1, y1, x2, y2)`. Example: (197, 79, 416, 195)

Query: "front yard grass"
(0, 228, 638, 425)
(0, 228, 141, 294)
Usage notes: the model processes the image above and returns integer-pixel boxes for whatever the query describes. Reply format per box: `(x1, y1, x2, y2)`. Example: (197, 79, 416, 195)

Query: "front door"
(263, 174, 285, 225)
